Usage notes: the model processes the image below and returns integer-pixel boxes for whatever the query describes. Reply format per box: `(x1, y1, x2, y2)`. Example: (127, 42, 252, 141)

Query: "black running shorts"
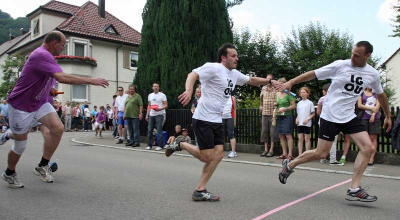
(192, 118, 224, 150)
(318, 117, 366, 141)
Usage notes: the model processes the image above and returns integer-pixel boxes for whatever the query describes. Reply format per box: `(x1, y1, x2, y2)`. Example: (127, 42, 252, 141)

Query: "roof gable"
(57, 1, 141, 46)
(0, 32, 30, 56)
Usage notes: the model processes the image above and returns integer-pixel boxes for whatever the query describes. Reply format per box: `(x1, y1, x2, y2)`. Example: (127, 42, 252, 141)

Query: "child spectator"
(296, 87, 315, 156)
(95, 106, 106, 137)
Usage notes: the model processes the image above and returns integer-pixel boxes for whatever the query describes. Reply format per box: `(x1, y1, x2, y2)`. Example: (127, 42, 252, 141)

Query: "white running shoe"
(34, 165, 54, 183)
(155, 146, 162, 151)
(0, 129, 11, 145)
(227, 151, 237, 158)
(2, 172, 24, 188)
(145, 146, 152, 150)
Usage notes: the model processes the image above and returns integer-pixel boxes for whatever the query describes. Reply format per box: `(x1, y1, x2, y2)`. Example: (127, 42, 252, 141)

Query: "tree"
(135, 0, 233, 108)
(0, 55, 25, 98)
(233, 28, 286, 108)
(281, 22, 354, 101)
(392, 1, 400, 37)
(0, 10, 30, 44)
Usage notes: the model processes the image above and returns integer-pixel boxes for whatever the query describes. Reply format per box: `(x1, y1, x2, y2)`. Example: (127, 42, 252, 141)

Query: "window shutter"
(123, 49, 129, 69)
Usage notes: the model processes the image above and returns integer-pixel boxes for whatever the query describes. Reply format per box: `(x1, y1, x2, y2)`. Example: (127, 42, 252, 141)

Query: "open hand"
(178, 90, 193, 106)
(92, 78, 109, 88)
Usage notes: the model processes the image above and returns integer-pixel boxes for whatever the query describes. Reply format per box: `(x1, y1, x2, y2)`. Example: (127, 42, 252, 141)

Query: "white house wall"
(41, 13, 67, 36)
(385, 51, 400, 107)
(0, 54, 8, 82)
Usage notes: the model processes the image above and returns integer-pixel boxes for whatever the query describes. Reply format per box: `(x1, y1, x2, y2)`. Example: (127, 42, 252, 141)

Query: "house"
(0, 0, 141, 107)
(382, 48, 400, 107)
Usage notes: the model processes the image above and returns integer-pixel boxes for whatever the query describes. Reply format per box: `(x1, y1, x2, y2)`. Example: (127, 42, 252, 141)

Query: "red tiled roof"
(42, 0, 80, 15)
(57, 1, 141, 46)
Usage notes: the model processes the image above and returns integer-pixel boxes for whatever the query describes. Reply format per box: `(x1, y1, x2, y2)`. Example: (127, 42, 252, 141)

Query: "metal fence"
(143, 107, 400, 155)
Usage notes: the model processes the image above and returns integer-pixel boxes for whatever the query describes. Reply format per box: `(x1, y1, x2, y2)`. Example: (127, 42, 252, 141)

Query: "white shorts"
(94, 122, 104, 129)
(9, 103, 56, 134)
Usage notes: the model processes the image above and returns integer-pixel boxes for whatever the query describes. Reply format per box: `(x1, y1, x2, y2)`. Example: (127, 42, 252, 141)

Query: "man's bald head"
(43, 31, 66, 56)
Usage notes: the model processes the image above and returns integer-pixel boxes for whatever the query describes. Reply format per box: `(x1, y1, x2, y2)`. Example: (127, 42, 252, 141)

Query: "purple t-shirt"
(361, 93, 380, 120)
(8, 46, 62, 112)
(96, 111, 106, 123)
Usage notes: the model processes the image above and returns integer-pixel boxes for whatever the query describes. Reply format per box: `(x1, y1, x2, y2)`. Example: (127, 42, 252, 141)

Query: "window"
(74, 43, 85, 57)
(130, 52, 139, 68)
(105, 25, 118, 35)
(33, 19, 40, 36)
(72, 85, 88, 101)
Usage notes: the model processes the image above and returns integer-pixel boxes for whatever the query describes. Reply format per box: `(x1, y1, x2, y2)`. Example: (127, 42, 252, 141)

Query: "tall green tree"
(281, 22, 354, 101)
(135, 0, 233, 108)
(0, 55, 25, 98)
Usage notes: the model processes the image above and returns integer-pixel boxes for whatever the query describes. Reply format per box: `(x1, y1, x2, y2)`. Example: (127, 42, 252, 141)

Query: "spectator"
(259, 74, 278, 157)
(165, 124, 182, 148)
(72, 104, 81, 131)
(224, 96, 238, 158)
(112, 95, 119, 138)
(83, 104, 91, 131)
(275, 77, 296, 160)
(295, 87, 315, 155)
(53, 100, 62, 118)
(191, 87, 201, 114)
(106, 105, 114, 131)
(91, 105, 98, 131)
(177, 128, 191, 143)
(0, 100, 8, 132)
(94, 106, 106, 137)
(114, 87, 129, 144)
(63, 101, 72, 132)
(358, 87, 381, 166)
(124, 84, 143, 147)
(146, 83, 168, 151)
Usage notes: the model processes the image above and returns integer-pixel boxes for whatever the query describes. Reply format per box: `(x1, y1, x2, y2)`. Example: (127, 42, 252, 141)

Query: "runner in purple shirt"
(0, 31, 109, 188)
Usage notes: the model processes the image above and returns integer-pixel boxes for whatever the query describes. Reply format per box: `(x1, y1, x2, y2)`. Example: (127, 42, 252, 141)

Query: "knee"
(362, 144, 375, 155)
(11, 140, 27, 155)
(317, 150, 329, 159)
(51, 124, 64, 136)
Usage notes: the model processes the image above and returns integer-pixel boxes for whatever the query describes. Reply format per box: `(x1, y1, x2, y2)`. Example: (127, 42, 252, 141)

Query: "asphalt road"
(0, 132, 399, 220)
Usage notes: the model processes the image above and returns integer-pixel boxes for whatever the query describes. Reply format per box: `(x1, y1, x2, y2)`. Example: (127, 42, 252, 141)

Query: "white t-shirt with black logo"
(296, 99, 315, 127)
(222, 96, 233, 119)
(148, 92, 167, 116)
(192, 63, 249, 123)
(315, 59, 383, 123)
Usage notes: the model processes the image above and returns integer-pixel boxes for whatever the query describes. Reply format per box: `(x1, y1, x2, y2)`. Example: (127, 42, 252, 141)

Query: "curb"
(71, 139, 400, 181)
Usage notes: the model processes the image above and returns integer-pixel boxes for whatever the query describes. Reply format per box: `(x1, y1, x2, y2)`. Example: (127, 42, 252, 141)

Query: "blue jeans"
(126, 118, 140, 144)
(147, 115, 164, 148)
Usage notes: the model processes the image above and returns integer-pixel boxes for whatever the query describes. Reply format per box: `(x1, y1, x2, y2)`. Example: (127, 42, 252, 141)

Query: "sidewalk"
(71, 131, 400, 180)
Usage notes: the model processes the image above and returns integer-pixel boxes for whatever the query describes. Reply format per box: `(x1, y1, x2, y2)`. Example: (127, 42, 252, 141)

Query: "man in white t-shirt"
(114, 87, 128, 144)
(146, 83, 168, 150)
(165, 43, 279, 201)
(277, 41, 392, 202)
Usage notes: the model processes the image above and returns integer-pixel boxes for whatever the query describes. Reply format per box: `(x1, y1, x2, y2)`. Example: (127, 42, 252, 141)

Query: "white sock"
(349, 187, 360, 193)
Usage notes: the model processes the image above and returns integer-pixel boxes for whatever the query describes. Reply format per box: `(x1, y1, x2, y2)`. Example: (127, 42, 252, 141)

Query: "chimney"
(98, 0, 105, 18)
(20, 28, 27, 35)
(9, 29, 15, 40)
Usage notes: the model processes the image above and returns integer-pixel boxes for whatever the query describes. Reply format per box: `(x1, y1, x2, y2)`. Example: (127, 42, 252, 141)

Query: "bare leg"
(369, 134, 377, 164)
(349, 132, 373, 188)
(279, 135, 288, 156)
(297, 133, 304, 155)
(196, 145, 224, 191)
(305, 134, 311, 151)
(230, 138, 237, 152)
(39, 113, 64, 160)
(286, 134, 294, 158)
(342, 134, 351, 158)
(180, 142, 201, 160)
(268, 141, 274, 154)
(288, 138, 332, 169)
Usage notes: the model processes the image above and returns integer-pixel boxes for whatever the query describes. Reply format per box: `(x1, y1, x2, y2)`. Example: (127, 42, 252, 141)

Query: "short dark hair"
(44, 31, 63, 44)
(113, 95, 117, 99)
(217, 43, 236, 63)
(322, 83, 331, 92)
(118, 86, 123, 90)
(355, 41, 373, 54)
(129, 84, 137, 91)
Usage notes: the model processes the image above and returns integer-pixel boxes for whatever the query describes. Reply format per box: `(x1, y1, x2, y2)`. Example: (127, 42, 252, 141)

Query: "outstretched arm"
(276, 70, 316, 91)
(54, 72, 109, 87)
(178, 72, 199, 106)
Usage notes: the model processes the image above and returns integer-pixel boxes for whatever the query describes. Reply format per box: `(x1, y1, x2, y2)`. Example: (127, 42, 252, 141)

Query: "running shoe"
(329, 161, 344, 166)
(145, 146, 152, 150)
(165, 136, 185, 157)
(1, 172, 24, 188)
(339, 156, 346, 165)
(0, 129, 11, 145)
(155, 146, 162, 151)
(227, 151, 237, 158)
(345, 187, 377, 202)
(33, 165, 54, 183)
(192, 190, 220, 202)
(278, 159, 294, 184)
